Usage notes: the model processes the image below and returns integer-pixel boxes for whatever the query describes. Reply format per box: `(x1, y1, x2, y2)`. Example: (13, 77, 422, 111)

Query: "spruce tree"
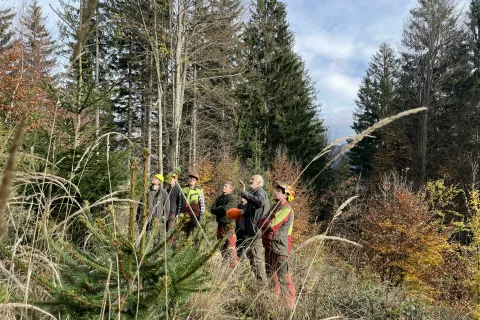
(1, 157, 220, 318)
(22, 0, 56, 77)
(239, 0, 327, 182)
(349, 43, 399, 179)
(0, 7, 14, 52)
(470, 0, 480, 77)
(401, 0, 469, 185)
(106, 0, 146, 141)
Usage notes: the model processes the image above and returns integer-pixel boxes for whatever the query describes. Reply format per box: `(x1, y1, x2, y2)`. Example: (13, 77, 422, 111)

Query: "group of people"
(138, 171, 296, 309)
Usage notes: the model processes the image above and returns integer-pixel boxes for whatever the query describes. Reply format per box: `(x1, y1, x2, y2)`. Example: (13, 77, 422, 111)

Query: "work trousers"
(265, 247, 296, 309)
(217, 223, 239, 267)
(181, 214, 199, 238)
(246, 237, 267, 281)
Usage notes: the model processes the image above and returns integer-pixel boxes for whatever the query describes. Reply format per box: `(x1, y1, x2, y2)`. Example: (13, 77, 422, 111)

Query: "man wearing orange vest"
(258, 181, 296, 309)
(180, 171, 205, 237)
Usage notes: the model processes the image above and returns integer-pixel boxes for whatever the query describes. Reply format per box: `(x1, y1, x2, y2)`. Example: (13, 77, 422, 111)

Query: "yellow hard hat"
(154, 174, 164, 183)
(165, 172, 177, 183)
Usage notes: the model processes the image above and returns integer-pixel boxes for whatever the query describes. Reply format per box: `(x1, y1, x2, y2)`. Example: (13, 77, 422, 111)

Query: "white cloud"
(295, 32, 356, 61)
(323, 73, 361, 100)
(321, 105, 355, 140)
(284, 0, 421, 141)
(294, 31, 378, 64)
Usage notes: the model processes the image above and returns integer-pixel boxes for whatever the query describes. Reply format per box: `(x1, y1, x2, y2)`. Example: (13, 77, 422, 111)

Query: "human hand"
(239, 180, 246, 193)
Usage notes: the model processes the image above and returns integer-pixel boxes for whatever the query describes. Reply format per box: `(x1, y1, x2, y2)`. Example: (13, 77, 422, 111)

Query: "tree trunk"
(162, 82, 169, 170)
(127, 66, 132, 139)
(147, 53, 152, 176)
(152, 0, 164, 174)
(417, 53, 433, 186)
(417, 109, 428, 185)
(172, 0, 186, 170)
(192, 64, 197, 170)
(94, 7, 100, 136)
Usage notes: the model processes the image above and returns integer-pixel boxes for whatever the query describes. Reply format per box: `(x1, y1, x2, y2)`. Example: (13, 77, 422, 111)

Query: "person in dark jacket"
(258, 181, 296, 309)
(240, 175, 270, 281)
(137, 174, 170, 238)
(210, 182, 238, 266)
(165, 172, 182, 232)
(236, 197, 248, 258)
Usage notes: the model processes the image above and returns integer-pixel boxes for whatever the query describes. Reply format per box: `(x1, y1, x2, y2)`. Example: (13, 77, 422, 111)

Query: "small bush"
(359, 176, 450, 298)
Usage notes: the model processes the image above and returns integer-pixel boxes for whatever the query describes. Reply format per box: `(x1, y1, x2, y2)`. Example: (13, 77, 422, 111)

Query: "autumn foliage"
(355, 175, 457, 302)
(0, 41, 55, 130)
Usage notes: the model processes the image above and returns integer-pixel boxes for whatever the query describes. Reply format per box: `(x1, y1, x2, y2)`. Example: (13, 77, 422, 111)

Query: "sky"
(19, 0, 470, 140)
(283, 0, 470, 140)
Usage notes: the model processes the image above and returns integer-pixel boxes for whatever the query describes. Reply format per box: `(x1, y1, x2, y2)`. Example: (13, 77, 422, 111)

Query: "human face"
(274, 187, 287, 202)
(223, 183, 233, 194)
(188, 176, 197, 187)
(152, 177, 161, 186)
(170, 177, 176, 187)
(249, 175, 261, 190)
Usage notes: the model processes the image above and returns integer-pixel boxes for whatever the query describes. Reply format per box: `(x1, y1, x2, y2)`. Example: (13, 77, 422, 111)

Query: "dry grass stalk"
(308, 107, 427, 184)
(0, 303, 57, 319)
(296, 235, 361, 251)
(0, 119, 25, 239)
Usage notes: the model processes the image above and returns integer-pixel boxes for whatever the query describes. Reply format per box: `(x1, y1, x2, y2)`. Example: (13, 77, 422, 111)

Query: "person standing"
(235, 197, 248, 259)
(210, 182, 238, 266)
(258, 181, 296, 309)
(180, 171, 205, 237)
(137, 174, 170, 236)
(240, 175, 270, 281)
(165, 172, 182, 232)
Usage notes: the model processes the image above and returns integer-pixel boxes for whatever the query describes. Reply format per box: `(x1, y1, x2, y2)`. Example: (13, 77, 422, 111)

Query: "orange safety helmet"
(276, 181, 295, 202)
(226, 208, 243, 221)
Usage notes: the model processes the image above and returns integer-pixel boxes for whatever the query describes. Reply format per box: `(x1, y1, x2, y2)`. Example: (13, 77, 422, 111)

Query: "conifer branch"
(145, 220, 185, 259)
(78, 215, 111, 245)
(177, 240, 222, 283)
(0, 243, 57, 294)
(60, 241, 111, 274)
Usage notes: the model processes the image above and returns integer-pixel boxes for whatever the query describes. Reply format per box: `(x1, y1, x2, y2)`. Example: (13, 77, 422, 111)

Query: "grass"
(189, 246, 469, 320)
(0, 106, 472, 319)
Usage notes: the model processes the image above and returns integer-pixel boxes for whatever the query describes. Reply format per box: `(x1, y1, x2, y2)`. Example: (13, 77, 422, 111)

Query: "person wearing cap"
(180, 171, 205, 237)
(137, 173, 170, 235)
(165, 172, 183, 232)
(210, 182, 239, 267)
(258, 181, 296, 309)
(239, 175, 270, 281)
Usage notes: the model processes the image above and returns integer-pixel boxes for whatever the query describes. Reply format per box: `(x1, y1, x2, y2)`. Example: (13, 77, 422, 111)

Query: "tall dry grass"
(188, 245, 464, 320)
